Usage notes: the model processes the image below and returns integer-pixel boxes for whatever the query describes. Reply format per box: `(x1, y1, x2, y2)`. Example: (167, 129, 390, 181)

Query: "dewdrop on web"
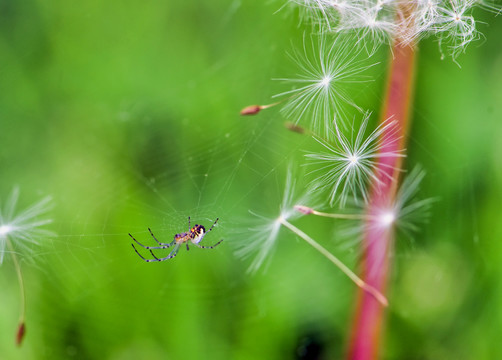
(305, 113, 405, 207)
(0, 187, 54, 346)
(235, 169, 388, 306)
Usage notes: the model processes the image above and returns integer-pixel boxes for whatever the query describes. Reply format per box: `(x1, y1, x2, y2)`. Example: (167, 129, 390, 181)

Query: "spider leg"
(145, 243, 181, 262)
(129, 233, 148, 247)
(193, 239, 224, 249)
(129, 233, 172, 250)
(149, 249, 160, 260)
(186, 242, 190, 251)
(149, 228, 171, 246)
(131, 243, 158, 262)
(206, 218, 219, 233)
(188, 216, 191, 232)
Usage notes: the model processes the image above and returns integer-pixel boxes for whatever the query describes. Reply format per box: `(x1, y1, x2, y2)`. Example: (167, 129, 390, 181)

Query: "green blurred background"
(1, 1, 502, 359)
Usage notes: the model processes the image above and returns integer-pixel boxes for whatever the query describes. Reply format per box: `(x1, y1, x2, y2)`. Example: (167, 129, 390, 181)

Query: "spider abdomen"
(175, 232, 191, 243)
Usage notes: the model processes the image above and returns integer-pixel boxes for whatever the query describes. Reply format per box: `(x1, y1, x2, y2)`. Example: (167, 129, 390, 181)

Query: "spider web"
(0, 99, 325, 357)
(47, 113, 306, 273)
(0, 1, 326, 355)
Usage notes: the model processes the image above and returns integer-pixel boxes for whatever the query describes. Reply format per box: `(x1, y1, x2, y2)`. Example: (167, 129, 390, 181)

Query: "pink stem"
(347, 40, 417, 359)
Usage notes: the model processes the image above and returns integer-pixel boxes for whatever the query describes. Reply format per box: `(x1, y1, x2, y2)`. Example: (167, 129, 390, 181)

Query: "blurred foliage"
(1, 0, 502, 359)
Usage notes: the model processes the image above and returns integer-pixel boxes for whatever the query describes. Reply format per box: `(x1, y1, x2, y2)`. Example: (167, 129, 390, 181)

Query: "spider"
(130, 217, 223, 262)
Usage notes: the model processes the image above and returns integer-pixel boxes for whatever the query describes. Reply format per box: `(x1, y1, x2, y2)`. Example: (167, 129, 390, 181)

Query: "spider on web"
(130, 217, 223, 262)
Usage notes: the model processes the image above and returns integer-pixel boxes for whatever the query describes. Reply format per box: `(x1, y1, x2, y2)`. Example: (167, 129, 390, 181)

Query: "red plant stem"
(346, 41, 417, 359)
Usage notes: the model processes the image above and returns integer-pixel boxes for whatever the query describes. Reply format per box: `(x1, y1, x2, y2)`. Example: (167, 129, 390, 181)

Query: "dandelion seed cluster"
(289, 0, 498, 58)
(237, 0, 494, 282)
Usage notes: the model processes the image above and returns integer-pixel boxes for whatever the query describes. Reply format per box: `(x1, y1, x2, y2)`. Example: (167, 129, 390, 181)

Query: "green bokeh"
(1, 1, 501, 359)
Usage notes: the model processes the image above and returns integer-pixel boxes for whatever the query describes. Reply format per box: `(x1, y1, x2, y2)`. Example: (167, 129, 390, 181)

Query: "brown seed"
(16, 322, 26, 346)
(285, 122, 306, 134)
(240, 105, 262, 116)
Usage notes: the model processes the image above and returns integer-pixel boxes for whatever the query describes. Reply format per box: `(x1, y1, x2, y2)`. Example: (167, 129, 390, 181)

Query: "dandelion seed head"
(378, 210, 396, 228)
(320, 75, 333, 87)
(334, 166, 433, 252)
(274, 35, 375, 136)
(0, 225, 14, 236)
(368, 166, 434, 236)
(348, 154, 359, 166)
(0, 188, 54, 265)
(235, 169, 316, 273)
(306, 113, 405, 207)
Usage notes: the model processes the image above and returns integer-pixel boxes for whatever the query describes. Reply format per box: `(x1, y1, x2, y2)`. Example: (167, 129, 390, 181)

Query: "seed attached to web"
(240, 102, 280, 116)
(285, 122, 307, 134)
(16, 322, 26, 346)
(240, 105, 263, 115)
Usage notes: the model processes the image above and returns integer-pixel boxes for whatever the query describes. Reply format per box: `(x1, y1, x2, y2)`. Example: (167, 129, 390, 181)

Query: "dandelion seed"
(235, 170, 305, 273)
(285, 121, 310, 134)
(434, 0, 478, 59)
(0, 187, 53, 265)
(0, 187, 53, 346)
(16, 322, 26, 346)
(367, 165, 434, 236)
(240, 102, 280, 116)
(351, 165, 434, 280)
(274, 35, 376, 136)
(236, 172, 388, 305)
(306, 166, 433, 249)
(240, 105, 263, 115)
(306, 113, 405, 207)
